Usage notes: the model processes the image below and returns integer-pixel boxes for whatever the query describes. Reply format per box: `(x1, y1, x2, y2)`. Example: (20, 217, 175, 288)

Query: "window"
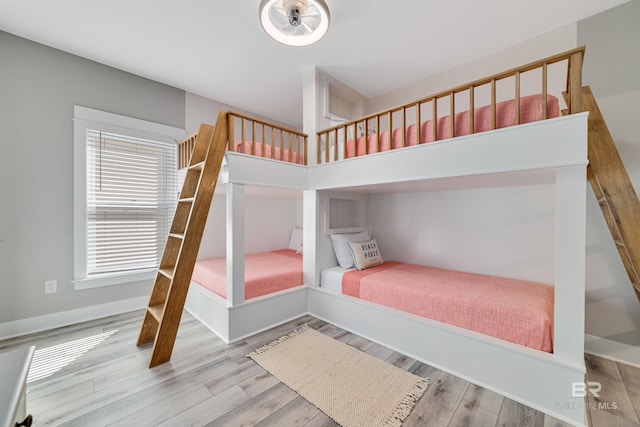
(73, 106, 185, 290)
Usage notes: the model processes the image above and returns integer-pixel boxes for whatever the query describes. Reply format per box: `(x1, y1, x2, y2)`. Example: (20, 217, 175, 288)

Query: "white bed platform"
(185, 113, 589, 426)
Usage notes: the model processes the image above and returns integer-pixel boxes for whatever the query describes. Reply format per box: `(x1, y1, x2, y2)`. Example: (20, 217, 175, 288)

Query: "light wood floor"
(1, 310, 639, 426)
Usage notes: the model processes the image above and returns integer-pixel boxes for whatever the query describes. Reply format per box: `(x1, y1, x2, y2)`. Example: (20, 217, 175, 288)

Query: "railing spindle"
(241, 118, 246, 153)
(272, 127, 275, 160)
(542, 62, 548, 119)
(491, 79, 497, 130)
(228, 114, 235, 152)
(515, 71, 521, 125)
(333, 129, 338, 162)
(469, 87, 475, 134)
(450, 92, 455, 138)
(303, 135, 308, 165)
(251, 121, 256, 156)
(432, 99, 437, 141)
(343, 125, 347, 161)
(280, 130, 288, 161)
(262, 124, 266, 158)
(376, 115, 381, 152)
(416, 102, 421, 145)
(388, 112, 393, 149)
(289, 133, 293, 163)
(402, 107, 406, 148)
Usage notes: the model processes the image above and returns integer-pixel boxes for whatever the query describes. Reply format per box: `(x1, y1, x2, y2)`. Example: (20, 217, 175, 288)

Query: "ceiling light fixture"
(259, 0, 330, 47)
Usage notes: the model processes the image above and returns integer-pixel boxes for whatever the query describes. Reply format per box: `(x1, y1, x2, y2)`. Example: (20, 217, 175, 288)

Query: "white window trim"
(73, 106, 185, 290)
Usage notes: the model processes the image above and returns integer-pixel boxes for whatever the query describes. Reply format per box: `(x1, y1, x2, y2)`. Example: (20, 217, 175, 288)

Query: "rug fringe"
(247, 324, 310, 358)
(383, 377, 429, 427)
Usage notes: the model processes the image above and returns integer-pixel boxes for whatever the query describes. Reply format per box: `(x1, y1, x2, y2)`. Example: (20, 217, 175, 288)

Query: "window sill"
(73, 269, 156, 290)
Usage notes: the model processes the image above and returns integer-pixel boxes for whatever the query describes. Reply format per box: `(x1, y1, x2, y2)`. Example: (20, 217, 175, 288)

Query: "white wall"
(369, 185, 556, 285)
(368, 24, 578, 114)
(0, 31, 185, 325)
(197, 188, 300, 260)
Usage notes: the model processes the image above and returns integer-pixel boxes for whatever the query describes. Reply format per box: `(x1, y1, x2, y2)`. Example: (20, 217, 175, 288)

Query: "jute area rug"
(248, 325, 428, 427)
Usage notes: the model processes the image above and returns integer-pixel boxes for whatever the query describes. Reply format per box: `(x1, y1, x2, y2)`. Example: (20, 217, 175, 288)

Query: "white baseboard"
(0, 296, 148, 341)
(584, 334, 640, 368)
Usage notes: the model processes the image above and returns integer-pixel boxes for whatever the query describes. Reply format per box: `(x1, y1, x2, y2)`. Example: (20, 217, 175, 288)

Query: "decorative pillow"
(288, 227, 303, 252)
(330, 231, 370, 269)
(348, 239, 384, 270)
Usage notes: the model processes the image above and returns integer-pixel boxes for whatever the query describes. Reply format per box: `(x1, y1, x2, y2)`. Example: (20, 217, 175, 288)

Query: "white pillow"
(288, 227, 303, 252)
(348, 239, 384, 270)
(329, 231, 370, 269)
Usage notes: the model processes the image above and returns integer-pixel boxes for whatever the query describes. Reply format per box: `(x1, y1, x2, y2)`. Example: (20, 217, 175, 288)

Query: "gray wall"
(579, 1, 640, 347)
(0, 31, 185, 323)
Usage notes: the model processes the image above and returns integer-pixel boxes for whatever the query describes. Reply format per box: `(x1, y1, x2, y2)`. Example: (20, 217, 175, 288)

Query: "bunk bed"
(306, 47, 588, 427)
(177, 47, 588, 426)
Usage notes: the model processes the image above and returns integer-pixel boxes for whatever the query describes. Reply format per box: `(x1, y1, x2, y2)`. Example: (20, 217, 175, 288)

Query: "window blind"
(86, 130, 177, 275)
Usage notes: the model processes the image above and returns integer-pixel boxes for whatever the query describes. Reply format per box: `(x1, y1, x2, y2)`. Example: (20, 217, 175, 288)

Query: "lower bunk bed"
(309, 261, 583, 425)
(321, 261, 554, 352)
(308, 208, 586, 426)
(184, 248, 308, 343)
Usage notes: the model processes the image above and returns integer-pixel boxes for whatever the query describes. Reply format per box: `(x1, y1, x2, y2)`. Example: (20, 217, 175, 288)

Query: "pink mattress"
(234, 141, 304, 164)
(192, 249, 303, 300)
(343, 262, 554, 352)
(346, 94, 560, 158)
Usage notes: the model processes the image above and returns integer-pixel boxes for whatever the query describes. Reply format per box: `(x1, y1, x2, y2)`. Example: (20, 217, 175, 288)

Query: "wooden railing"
(178, 132, 198, 169)
(317, 46, 585, 164)
(177, 112, 309, 169)
(228, 111, 308, 165)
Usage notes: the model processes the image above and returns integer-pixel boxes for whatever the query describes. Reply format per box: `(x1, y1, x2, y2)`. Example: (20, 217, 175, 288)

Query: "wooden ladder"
(137, 111, 228, 368)
(579, 86, 640, 302)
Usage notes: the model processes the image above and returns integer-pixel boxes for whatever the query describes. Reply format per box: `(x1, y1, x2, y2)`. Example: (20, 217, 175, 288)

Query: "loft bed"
(178, 47, 588, 426)
(315, 47, 581, 164)
(182, 113, 310, 343)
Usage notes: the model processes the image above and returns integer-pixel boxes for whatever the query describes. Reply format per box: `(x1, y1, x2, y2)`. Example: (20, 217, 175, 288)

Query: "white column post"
(303, 67, 318, 165)
(553, 164, 587, 363)
(303, 189, 319, 286)
(226, 183, 245, 305)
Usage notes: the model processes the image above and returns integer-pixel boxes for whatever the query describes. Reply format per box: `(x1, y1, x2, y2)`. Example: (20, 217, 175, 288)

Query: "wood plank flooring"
(0, 310, 638, 426)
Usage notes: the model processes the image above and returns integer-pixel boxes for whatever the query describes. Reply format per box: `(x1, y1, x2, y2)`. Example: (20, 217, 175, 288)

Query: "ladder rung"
(189, 161, 205, 170)
(597, 196, 607, 205)
(158, 268, 174, 279)
(148, 304, 164, 322)
(179, 197, 195, 203)
(615, 240, 626, 247)
(168, 233, 184, 240)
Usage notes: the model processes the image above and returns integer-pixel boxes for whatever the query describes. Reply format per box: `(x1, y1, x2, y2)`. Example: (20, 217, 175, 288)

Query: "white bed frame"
(185, 112, 589, 426)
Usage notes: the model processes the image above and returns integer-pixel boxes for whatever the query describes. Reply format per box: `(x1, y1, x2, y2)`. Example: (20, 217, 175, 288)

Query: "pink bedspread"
(343, 262, 554, 352)
(234, 141, 303, 164)
(192, 249, 303, 300)
(346, 94, 560, 158)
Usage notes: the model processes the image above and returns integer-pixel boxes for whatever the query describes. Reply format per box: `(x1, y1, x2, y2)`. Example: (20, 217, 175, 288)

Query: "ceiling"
(0, 0, 628, 128)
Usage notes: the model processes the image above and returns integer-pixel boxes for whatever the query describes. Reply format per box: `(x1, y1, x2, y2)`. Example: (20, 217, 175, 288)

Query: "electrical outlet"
(45, 280, 57, 294)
